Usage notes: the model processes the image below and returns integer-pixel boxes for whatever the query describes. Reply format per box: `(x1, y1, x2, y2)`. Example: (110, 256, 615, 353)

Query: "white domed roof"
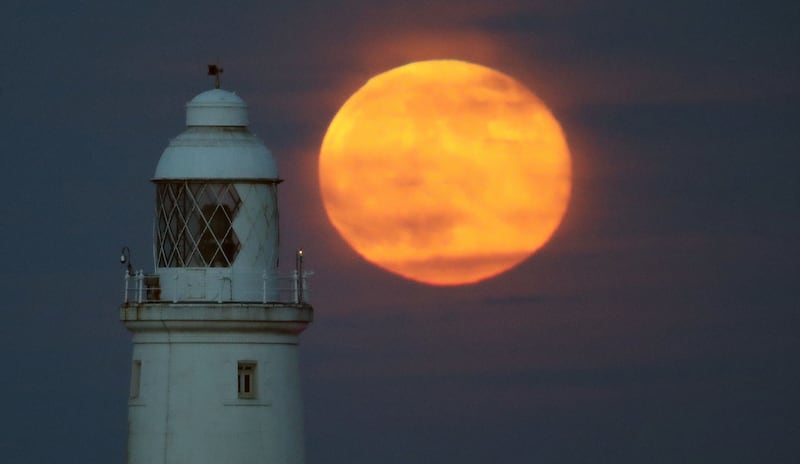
(186, 89, 248, 126)
(153, 128, 278, 180)
(153, 88, 278, 180)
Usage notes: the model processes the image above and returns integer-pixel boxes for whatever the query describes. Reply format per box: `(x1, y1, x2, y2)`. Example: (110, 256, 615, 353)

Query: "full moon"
(319, 60, 571, 285)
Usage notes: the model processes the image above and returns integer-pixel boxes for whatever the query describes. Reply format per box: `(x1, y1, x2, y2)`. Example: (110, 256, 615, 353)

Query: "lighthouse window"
(238, 361, 257, 399)
(155, 181, 242, 267)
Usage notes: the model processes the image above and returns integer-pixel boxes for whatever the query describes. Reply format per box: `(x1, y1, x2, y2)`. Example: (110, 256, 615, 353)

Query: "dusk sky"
(1, 1, 798, 462)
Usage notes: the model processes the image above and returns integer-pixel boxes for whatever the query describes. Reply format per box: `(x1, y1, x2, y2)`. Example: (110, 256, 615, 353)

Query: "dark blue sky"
(1, 1, 798, 462)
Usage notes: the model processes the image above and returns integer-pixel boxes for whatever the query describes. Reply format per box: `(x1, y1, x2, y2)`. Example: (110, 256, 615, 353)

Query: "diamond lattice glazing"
(156, 182, 241, 267)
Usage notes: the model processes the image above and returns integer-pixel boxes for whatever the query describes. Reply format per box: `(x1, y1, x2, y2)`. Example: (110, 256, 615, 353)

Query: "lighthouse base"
(121, 303, 312, 464)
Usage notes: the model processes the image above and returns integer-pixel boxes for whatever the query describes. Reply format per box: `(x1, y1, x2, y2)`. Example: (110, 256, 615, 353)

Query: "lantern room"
(150, 88, 282, 302)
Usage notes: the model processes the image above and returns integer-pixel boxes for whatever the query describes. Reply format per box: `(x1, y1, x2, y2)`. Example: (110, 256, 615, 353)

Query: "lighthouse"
(120, 76, 313, 463)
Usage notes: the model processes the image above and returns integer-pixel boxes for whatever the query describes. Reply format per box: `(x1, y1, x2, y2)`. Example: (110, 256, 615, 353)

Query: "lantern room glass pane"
(156, 181, 241, 267)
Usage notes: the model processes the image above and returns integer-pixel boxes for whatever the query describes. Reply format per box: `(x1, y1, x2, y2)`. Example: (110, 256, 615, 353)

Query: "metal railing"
(123, 269, 312, 305)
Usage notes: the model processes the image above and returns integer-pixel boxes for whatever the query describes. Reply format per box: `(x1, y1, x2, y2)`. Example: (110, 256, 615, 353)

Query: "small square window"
(238, 361, 257, 399)
(130, 360, 142, 399)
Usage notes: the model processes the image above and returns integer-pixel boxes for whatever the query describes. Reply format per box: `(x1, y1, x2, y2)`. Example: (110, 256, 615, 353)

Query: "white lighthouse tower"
(120, 76, 313, 464)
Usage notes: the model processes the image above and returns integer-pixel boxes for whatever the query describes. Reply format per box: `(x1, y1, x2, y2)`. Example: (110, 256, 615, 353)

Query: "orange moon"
(319, 60, 571, 285)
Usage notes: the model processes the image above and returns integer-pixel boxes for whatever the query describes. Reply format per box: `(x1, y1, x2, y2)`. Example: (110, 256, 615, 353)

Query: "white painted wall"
(125, 317, 307, 464)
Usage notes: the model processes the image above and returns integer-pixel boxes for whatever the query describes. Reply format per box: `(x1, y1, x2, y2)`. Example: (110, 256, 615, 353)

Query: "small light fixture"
(121, 246, 133, 275)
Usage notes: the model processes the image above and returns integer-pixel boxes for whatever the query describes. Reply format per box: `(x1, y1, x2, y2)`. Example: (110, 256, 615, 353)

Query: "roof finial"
(208, 64, 223, 89)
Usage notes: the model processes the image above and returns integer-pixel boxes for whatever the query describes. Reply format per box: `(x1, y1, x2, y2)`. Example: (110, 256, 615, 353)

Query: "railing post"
(218, 274, 224, 304)
(295, 250, 304, 304)
(124, 271, 130, 304)
(292, 270, 299, 304)
(136, 270, 144, 304)
(262, 270, 267, 304)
